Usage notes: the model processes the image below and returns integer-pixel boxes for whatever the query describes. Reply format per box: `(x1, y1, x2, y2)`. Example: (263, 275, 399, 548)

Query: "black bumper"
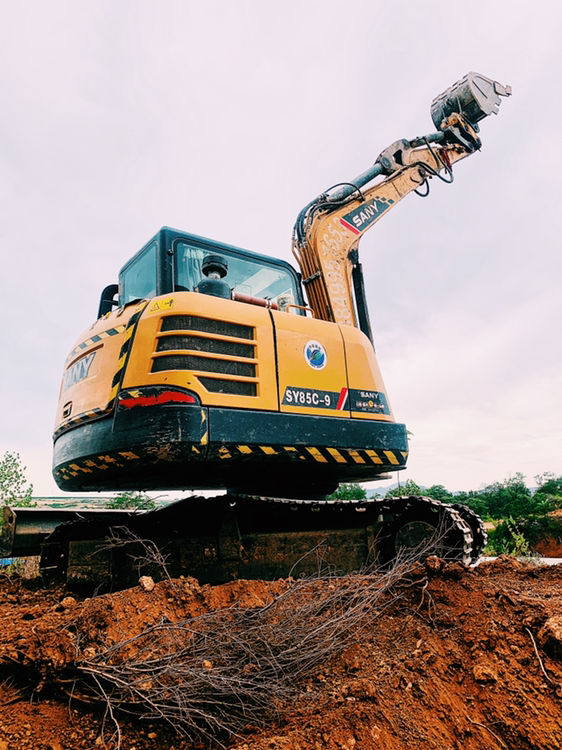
(53, 403, 408, 495)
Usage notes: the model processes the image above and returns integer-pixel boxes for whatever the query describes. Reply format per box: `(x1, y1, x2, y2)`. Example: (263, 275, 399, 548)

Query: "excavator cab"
(115, 228, 304, 311)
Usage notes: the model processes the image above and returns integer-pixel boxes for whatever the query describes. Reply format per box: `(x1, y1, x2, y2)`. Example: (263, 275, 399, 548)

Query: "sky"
(1, 0, 561, 497)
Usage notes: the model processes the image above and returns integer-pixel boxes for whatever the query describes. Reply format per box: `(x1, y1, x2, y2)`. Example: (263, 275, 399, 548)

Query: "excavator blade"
(431, 72, 512, 131)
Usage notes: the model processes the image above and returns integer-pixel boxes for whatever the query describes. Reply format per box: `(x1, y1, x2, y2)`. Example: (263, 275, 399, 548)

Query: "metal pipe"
(327, 131, 444, 203)
(408, 131, 445, 149)
(327, 163, 385, 203)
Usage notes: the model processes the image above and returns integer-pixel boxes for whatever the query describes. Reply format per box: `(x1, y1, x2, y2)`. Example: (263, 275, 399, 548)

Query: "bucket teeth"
(431, 72, 512, 131)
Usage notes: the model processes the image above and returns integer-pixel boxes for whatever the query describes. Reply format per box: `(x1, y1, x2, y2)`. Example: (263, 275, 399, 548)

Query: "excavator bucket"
(431, 72, 511, 131)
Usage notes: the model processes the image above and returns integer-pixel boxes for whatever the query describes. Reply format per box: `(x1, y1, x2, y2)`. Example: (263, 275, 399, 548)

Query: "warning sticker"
(149, 297, 175, 313)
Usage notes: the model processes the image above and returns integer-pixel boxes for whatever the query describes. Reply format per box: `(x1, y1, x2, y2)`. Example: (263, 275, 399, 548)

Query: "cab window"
(120, 242, 157, 304)
(175, 242, 299, 304)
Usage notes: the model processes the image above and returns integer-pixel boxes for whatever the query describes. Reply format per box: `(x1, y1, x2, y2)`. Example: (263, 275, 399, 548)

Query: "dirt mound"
(2, 558, 562, 749)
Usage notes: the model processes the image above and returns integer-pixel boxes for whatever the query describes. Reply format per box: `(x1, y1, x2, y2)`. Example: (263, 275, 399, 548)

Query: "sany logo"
(64, 351, 96, 391)
(304, 340, 327, 370)
(340, 196, 394, 235)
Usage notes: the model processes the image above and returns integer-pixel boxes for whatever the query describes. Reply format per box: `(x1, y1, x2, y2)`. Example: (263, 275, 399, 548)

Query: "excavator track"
(38, 494, 476, 591)
(450, 502, 488, 562)
(235, 494, 474, 566)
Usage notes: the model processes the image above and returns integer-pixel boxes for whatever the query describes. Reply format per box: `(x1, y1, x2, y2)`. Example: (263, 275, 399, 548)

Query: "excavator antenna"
(431, 72, 512, 131)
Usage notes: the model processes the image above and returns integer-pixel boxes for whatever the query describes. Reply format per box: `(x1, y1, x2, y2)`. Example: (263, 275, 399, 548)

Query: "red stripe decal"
(336, 387, 349, 410)
(120, 392, 197, 409)
(340, 218, 360, 235)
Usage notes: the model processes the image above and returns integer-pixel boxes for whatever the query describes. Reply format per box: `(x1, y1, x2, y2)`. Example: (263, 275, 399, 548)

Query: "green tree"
(384, 479, 422, 498)
(534, 472, 562, 505)
(0, 452, 34, 507)
(423, 484, 454, 503)
(454, 490, 490, 520)
(487, 516, 537, 558)
(478, 473, 551, 519)
(106, 491, 157, 510)
(327, 483, 367, 501)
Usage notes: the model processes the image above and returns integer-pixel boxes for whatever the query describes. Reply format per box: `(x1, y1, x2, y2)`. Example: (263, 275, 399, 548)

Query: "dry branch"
(78, 543, 436, 743)
(96, 526, 175, 586)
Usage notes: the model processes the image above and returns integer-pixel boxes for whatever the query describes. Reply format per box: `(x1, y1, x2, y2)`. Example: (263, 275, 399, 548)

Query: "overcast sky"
(1, 1, 561, 496)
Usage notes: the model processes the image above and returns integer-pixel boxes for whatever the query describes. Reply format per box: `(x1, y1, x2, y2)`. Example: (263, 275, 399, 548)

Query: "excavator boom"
(293, 72, 511, 334)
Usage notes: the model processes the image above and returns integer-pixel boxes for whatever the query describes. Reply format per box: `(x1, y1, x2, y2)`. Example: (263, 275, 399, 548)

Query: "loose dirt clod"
(1, 559, 562, 748)
(138, 575, 155, 592)
(539, 616, 562, 658)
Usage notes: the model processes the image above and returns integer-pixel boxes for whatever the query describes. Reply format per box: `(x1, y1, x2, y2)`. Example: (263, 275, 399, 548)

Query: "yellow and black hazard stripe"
(106, 301, 149, 411)
(53, 407, 110, 440)
(54, 302, 149, 440)
(55, 449, 142, 481)
(66, 325, 127, 363)
(215, 444, 408, 466)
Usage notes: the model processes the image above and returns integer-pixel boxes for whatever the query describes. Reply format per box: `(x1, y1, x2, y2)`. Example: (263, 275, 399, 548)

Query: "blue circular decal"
(304, 340, 327, 370)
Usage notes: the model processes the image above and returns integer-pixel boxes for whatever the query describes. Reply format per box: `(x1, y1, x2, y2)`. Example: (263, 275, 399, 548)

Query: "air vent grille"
(198, 377, 257, 396)
(161, 315, 254, 340)
(155, 316, 258, 397)
(157, 335, 254, 358)
(151, 355, 256, 377)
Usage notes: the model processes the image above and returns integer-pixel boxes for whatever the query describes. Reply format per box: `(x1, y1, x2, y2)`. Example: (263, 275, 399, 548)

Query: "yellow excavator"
(2, 73, 510, 589)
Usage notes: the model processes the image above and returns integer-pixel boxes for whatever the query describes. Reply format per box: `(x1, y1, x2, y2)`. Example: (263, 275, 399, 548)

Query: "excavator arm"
(292, 72, 511, 335)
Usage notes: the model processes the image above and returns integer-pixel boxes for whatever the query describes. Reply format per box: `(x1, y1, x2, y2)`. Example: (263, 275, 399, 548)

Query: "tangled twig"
(96, 526, 175, 587)
(416, 577, 436, 624)
(78, 521, 463, 744)
(0, 677, 23, 707)
(93, 674, 122, 749)
(79, 547, 429, 743)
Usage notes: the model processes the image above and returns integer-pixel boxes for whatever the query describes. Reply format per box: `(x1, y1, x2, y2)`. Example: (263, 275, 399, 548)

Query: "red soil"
(1, 557, 562, 749)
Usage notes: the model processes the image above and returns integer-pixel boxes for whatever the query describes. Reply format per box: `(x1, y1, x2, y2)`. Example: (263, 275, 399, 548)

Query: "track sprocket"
(376, 495, 474, 566)
(450, 502, 488, 563)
